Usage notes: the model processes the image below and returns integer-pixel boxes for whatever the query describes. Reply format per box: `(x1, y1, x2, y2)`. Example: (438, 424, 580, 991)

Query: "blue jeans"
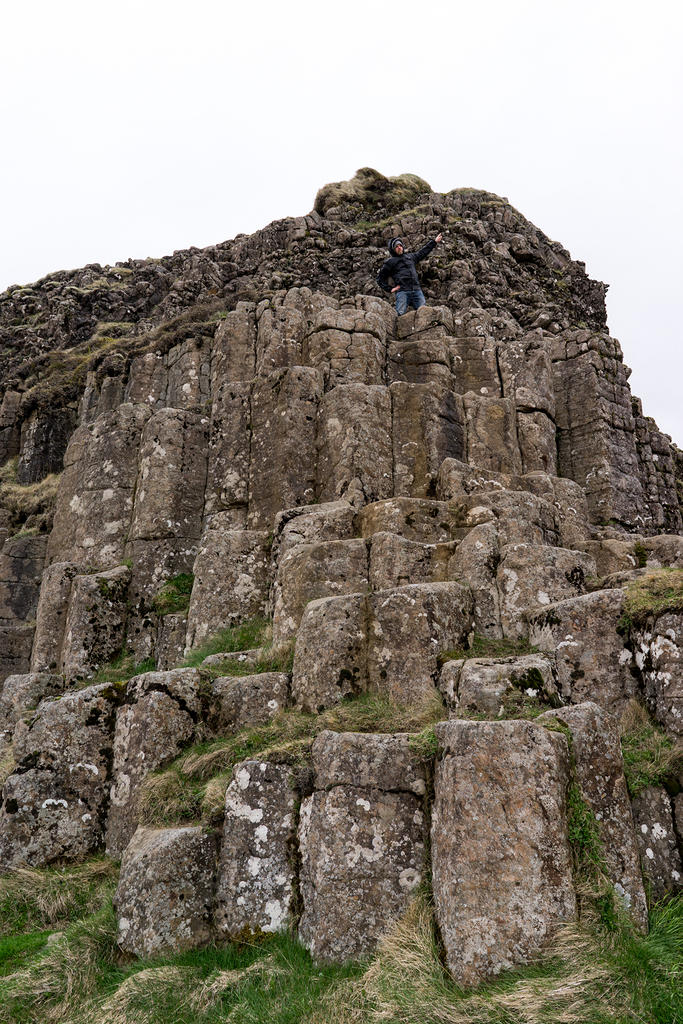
(395, 288, 425, 315)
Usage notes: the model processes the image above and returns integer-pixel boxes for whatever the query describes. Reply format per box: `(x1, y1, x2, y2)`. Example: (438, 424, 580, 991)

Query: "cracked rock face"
(0, 683, 120, 868)
(115, 826, 218, 957)
(539, 702, 648, 929)
(1, 170, 683, 982)
(298, 732, 426, 962)
(105, 669, 202, 857)
(432, 719, 576, 986)
(631, 786, 683, 899)
(215, 760, 297, 938)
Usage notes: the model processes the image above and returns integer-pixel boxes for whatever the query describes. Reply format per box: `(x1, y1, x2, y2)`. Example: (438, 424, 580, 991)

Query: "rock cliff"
(0, 168, 681, 984)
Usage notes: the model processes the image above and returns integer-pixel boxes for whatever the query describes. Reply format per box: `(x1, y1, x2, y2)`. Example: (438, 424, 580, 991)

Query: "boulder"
(292, 593, 367, 712)
(215, 761, 297, 938)
(298, 731, 425, 962)
(60, 565, 131, 682)
(186, 522, 270, 648)
(115, 826, 218, 957)
(529, 590, 638, 712)
(0, 683, 120, 868)
(538, 702, 648, 928)
(631, 786, 683, 899)
(367, 582, 473, 704)
(432, 719, 576, 985)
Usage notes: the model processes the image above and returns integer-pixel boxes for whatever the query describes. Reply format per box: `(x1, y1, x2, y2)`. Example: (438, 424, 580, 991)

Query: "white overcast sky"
(2, 0, 682, 444)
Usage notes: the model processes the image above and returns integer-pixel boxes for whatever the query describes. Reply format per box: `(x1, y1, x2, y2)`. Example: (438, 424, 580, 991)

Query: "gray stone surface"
(529, 590, 638, 712)
(298, 731, 425, 962)
(367, 582, 473, 704)
(155, 612, 189, 671)
(60, 565, 131, 682)
(292, 593, 367, 712)
(0, 683, 120, 868)
(463, 395, 522, 476)
(317, 384, 393, 505)
(356, 497, 455, 544)
(368, 532, 454, 591)
(272, 538, 368, 646)
(449, 522, 502, 637)
(631, 786, 683, 899)
(632, 612, 683, 737)
(186, 521, 270, 648)
(390, 382, 464, 498)
(106, 680, 197, 857)
(209, 673, 288, 735)
(205, 379, 252, 520)
(432, 719, 576, 985)
(496, 544, 596, 639)
(538, 702, 648, 928)
(215, 760, 297, 937)
(248, 366, 322, 527)
(47, 403, 151, 568)
(0, 672, 63, 747)
(115, 826, 218, 957)
(450, 654, 558, 717)
(0, 533, 48, 625)
(30, 561, 78, 672)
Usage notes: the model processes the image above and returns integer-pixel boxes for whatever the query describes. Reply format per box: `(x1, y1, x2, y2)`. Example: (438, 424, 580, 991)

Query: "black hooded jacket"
(377, 239, 436, 293)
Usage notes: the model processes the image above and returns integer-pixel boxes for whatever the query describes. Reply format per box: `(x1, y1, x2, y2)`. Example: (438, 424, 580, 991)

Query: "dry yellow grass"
(312, 896, 630, 1024)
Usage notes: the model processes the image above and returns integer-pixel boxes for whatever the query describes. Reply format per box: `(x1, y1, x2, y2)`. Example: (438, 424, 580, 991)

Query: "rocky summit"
(0, 168, 682, 986)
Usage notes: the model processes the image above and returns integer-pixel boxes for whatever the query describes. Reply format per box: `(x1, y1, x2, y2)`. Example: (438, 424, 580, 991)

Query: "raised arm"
(413, 233, 443, 262)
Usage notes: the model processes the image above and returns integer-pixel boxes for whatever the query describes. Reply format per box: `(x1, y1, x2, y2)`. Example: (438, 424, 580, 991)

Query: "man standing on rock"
(377, 233, 443, 315)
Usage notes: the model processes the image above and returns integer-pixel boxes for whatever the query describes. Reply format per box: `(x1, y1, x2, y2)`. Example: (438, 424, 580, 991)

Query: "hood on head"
(388, 237, 404, 255)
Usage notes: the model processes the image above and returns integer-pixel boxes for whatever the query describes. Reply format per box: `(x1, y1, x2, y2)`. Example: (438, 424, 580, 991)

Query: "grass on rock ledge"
(182, 617, 272, 670)
(619, 568, 683, 631)
(151, 573, 194, 617)
(138, 690, 445, 829)
(619, 699, 683, 798)
(438, 633, 538, 666)
(0, 858, 681, 1024)
(89, 650, 156, 686)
